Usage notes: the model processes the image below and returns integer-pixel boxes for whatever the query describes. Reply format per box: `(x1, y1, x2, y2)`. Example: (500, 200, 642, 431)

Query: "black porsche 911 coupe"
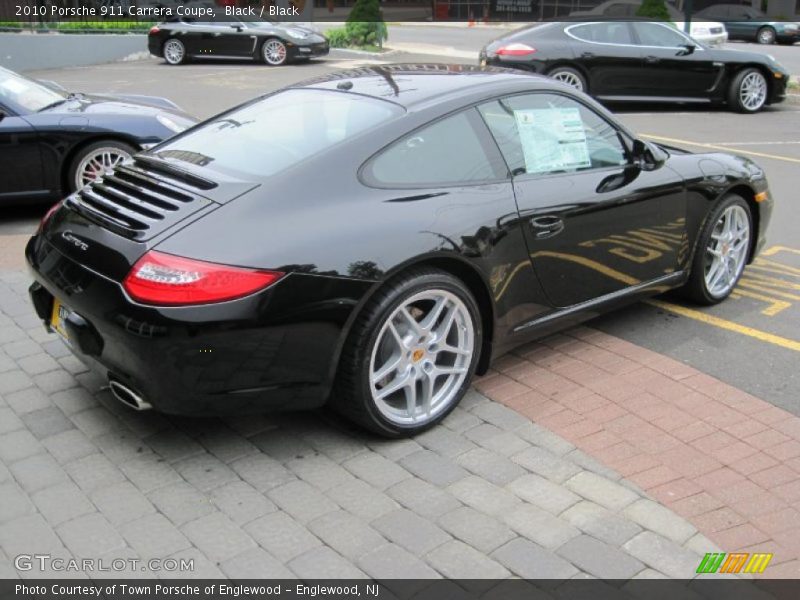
(480, 21, 790, 113)
(0, 67, 197, 205)
(27, 65, 772, 436)
(148, 19, 330, 66)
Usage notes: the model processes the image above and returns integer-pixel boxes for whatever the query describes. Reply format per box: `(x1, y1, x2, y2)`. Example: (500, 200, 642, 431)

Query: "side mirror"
(0, 109, 5, 122)
(231, 24, 243, 32)
(633, 139, 667, 171)
(678, 43, 696, 56)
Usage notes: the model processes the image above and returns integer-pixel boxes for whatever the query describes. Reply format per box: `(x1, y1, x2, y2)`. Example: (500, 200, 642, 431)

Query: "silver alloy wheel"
(369, 289, 474, 426)
(739, 71, 767, 111)
(263, 39, 287, 65)
(164, 39, 185, 65)
(757, 27, 775, 44)
(550, 70, 584, 92)
(74, 147, 131, 189)
(704, 204, 750, 298)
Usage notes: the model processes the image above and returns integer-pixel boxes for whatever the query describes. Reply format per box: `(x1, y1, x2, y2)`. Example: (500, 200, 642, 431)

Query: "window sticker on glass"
(513, 107, 591, 174)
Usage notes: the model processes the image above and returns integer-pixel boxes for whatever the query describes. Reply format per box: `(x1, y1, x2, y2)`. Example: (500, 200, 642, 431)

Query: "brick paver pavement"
(477, 328, 800, 578)
(0, 269, 721, 580)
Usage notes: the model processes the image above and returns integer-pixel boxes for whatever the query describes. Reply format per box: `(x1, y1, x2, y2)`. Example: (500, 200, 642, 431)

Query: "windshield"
(0, 69, 66, 113)
(152, 88, 402, 179)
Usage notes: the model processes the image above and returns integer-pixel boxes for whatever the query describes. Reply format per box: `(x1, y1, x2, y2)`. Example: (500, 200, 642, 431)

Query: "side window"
(478, 93, 629, 177)
(570, 23, 633, 45)
(632, 22, 690, 47)
(364, 110, 506, 187)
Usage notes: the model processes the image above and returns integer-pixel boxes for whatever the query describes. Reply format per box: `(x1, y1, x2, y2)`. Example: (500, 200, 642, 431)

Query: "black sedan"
(27, 65, 772, 436)
(148, 19, 330, 66)
(0, 67, 197, 205)
(480, 21, 790, 113)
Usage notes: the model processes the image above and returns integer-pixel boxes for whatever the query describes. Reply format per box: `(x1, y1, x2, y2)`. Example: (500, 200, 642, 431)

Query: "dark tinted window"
(569, 22, 634, 45)
(632, 22, 690, 47)
(478, 93, 628, 176)
(365, 110, 505, 187)
(154, 89, 401, 178)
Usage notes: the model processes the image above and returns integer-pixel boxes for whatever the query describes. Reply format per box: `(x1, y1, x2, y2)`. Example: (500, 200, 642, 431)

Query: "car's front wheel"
(683, 194, 752, 305)
(69, 140, 135, 192)
(163, 39, 187, 65)
(757, 26, 776, 44)
(333, 268, 481, 437)
(262, 38, 288, 66)
(728, 68, 768, 113)
(547, 67, 588, 93)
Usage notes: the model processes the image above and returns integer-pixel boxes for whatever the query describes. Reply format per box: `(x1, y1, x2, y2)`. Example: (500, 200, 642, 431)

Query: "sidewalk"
(0, 268, 716, 581)
(477, 328, 800, 578)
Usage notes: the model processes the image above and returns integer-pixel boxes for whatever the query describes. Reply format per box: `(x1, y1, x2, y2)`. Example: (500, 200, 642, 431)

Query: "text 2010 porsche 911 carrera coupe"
(27, 65, 772, 436)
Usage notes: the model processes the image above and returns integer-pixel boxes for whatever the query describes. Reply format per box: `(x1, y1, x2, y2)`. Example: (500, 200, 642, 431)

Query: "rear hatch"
(38, 155, 257, 282)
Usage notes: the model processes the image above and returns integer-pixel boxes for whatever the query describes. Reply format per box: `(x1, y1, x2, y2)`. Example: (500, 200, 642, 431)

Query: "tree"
(345, 0, 387, 48)
(636, 0, 671, 20)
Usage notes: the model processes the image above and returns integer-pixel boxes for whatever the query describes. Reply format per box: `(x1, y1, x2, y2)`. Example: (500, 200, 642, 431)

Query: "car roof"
(291, 64, 567, 110)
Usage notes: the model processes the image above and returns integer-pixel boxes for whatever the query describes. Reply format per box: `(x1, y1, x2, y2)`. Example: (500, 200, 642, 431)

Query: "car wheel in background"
(728, 68, 768, 113)
(756, 26, 777, 44)
(683, 194, 752, 305)
(262, 39, 288, 66)
(333, 268, 481, 437)
(547, 67, 588, 93)
(69, 141, 135, 192)
(163, 39, 187, 65)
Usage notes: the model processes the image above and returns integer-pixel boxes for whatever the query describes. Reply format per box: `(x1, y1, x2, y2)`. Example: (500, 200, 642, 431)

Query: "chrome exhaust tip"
(108, 380, 153, 411)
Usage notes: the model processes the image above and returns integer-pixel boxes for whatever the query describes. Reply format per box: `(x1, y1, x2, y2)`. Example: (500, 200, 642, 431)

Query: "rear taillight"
(149, 26, 160, 35)
(496, 43, 536, 57)
(123, 250, 283, 306)
(37, 202, 61, 234)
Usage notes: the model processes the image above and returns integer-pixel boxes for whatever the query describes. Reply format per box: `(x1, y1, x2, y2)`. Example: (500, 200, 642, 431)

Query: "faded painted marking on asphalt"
(641, 134, 800, 165)
(646, 245, 800, 352)
(646, 299, 800, 353)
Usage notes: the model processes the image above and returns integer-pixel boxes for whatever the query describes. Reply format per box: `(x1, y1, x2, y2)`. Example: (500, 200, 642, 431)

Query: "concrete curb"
(0, 32, 147, 72)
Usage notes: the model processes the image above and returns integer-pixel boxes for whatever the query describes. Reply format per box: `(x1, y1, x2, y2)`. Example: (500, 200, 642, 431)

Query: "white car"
(570, 0, 728, 46)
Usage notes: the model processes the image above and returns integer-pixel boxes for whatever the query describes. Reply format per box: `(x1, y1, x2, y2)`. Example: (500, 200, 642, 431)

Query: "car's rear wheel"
(163, 39, 187, 65)
(683, 194, 752, 305)
(262, 38, 288, 66)
(728, 68, 768, 113)
(69, 140, 135, 192)
(547, 67, 588, 93)
(333, 268, 481, 437)
(756, 26, 776, 44)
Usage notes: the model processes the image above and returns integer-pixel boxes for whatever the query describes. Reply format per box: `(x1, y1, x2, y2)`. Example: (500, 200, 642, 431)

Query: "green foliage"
(636, 0, 671, 20)
(0, 21, 23, 29)
(345, 0, 387, 47)
(56, 21, 154, 32)
(325, 26, 351, 48)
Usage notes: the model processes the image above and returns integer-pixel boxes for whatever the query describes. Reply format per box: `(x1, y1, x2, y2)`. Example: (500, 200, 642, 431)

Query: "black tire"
(67, 140, 136, 193)
(332, 268, 482, 437)
(547, 66, 588, 94)
(727, 68, 768, 113)
(163, 38, 187, 65)
(756, 26, 776, 45)
(682, 194, 752, 305)
(261, 38, 288, 66)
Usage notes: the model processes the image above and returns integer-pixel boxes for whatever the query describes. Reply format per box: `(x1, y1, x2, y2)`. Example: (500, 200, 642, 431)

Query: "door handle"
(644, 55, 660, 64)
(530, 215, 564, 238)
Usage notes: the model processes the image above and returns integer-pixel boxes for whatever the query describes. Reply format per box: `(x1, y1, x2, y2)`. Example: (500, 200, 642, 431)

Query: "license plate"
(50, 298, 71, 344)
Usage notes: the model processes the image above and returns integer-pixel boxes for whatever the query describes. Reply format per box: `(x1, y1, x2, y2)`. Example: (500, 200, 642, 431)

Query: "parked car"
(148, 18, 330, 66)
(570, 0, 728, 46)
(0, 67, 196, 205)
(696, 4, 800, 45)
(480, 21, 789, 113)
(27, 65, 772, 436)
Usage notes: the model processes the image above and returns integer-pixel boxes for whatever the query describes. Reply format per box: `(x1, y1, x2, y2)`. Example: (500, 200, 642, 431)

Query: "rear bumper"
(147, 35, 162, 58)
(26, 235, 369, 416)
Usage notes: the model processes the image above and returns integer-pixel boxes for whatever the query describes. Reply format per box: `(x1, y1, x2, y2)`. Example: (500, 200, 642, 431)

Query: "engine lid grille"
(65, 159, 214, 242)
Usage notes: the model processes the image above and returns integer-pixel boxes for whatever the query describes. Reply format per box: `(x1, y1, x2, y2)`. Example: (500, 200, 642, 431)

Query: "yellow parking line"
(646, 299, 800, 353)
(641, 134, 800, 165)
